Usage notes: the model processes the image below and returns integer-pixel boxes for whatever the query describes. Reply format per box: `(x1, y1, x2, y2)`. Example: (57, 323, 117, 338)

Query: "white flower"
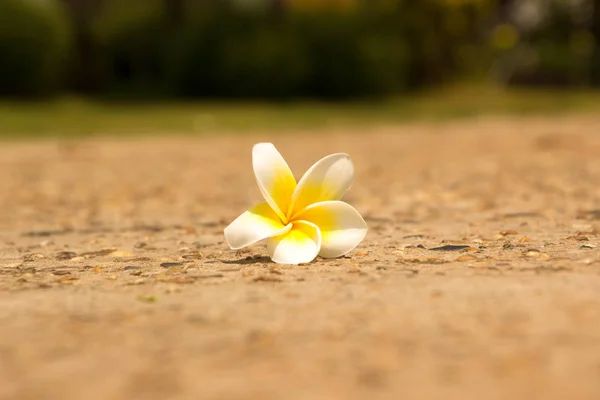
(224, 143, 367, 265)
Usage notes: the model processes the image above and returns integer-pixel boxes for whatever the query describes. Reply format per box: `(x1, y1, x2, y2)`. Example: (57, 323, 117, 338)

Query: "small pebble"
(456, 254, 478, 262)
(55, 251, 77, 260)
(518, 236, 535, 243)
(161, 262, 184, 268)
(430, 245, 471, 251)
(108, 250, 133, 258)
(23, 253, 45, 262)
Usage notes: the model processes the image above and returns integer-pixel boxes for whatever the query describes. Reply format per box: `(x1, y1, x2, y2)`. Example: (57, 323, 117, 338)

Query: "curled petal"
(267, 221, 322, 265)
(289, 153, 354, 219)
(253, 143, 296, 222)
(224, 203, 292, 250)
(295, 200, 367, 258)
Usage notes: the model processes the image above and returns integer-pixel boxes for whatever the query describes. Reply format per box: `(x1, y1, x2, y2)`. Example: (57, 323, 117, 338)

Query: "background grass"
(1, 85, 600, 140)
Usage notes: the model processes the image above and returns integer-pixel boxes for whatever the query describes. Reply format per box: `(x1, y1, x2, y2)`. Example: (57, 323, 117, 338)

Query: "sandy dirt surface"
(2, 115, 600, 400)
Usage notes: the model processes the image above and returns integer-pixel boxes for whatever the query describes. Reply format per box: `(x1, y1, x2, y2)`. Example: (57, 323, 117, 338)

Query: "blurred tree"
(60, 0, 106, 92)
(288, 0, 357, 11)
(165, 0, 184, 24)
(3, 0, 600, 98)
(269, 0, 286, 14)
(0, 0, 72, 97)
(592, 0, 600, 84)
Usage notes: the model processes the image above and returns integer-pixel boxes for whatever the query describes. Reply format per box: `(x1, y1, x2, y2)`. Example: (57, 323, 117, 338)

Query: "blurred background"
(1, 0, 600, 136)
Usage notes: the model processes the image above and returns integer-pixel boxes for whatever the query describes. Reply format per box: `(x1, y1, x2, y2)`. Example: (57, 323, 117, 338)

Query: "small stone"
(23, 230, 63, 237)
(56, 251, 77, 260)
(525, 249, 541, 257)
(167, 276, 196, 284)
(430, 245, 471, 251)
(118, 256, 151, 262)
(456, 254, 478, 262)
(127, 278, 147, 285)
(577, 231, 597, 236)
(354, 251, 369, 257)
(123, 265, 142, 271)
(253, 275, 282, 282)
(52, 270, 71, 276)
(80, 248, 117, 258)
(160, 262, 184, 268)
(181, 252, 203, 260)
(55, 276, 78, 284)
(500, 230, 519, 236)
(107, 275, 118, 280)
(581, 244, 596, 249)
(567, 235, 589, 241)
(525, 250, 549, 259)
(108, 250, 133, 258)
(403, 234, 424, 239)
(23, 253, 45, 262)
(503, 212, 539, 218)
(134, 242, 148, 249)
(69, 256, 85, 262)
(397, 257, 447, 265)
(518, 236, 535, 243)
(196, 273, 224, 279)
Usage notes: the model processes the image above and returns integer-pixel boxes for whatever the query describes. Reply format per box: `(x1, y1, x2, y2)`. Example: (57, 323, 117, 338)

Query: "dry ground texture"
(2, 115, 600, 400)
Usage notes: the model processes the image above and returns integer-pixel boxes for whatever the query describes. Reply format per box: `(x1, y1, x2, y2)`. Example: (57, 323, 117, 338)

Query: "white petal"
(288, 153, 354, 219)
(267, 220, 322, 265)
(252, 143, 296, 222)
(294, 200, 367, 258)
(224, 203, 292, 250)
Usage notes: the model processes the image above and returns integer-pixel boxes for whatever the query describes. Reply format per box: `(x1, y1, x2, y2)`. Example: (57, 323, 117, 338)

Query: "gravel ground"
(1, 115, 600, 400)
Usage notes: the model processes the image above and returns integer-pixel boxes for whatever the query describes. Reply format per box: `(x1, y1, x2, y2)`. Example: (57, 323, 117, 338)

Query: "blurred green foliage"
(494, 1, 598, 87)
(0, 0, 599, 100)
(94, 0, 172, 97)
(0, 0, 71, 97)
(94, 1, 412, 99)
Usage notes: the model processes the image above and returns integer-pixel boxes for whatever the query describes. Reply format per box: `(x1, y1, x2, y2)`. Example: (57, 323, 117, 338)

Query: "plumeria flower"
(224, 143, 367, 265)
